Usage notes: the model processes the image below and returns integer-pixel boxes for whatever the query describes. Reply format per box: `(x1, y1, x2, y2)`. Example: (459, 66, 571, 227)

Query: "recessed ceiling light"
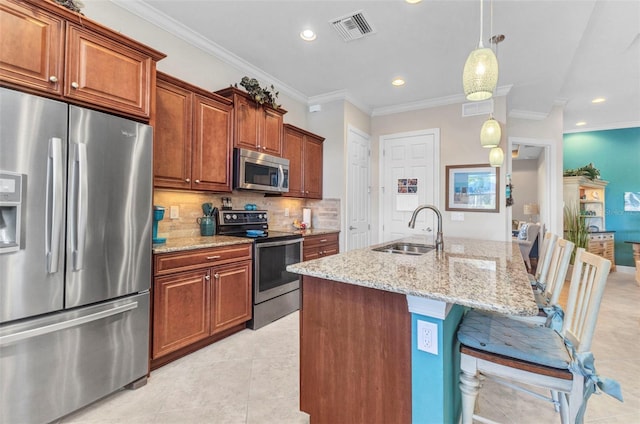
(576, 121, 587, 126)
(392, 78, 405, 86)
(591, 97, 606, 104)
(406, 0, 423, 3)
(300, 29, 316, 41)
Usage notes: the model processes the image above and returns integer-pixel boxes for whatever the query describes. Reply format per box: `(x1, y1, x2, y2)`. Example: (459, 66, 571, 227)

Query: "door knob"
(349, 226, 356, 230)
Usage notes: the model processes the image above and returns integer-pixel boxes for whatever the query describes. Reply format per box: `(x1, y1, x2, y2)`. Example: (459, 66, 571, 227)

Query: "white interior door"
(346, 126, 371, 251)
(380, 129, 439, 243)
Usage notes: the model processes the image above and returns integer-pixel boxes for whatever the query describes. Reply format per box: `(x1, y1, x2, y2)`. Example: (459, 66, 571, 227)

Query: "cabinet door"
(234, 94, 260, 150)
(303, 247, 320, 262)
(153, 269, 210, 359)
(192, 94, 233, 192)
(262, 107, 283, 156)
(64, 23, 152, 118)
(283, 126, 305, 197)
(211, 260, 252, 334)
(154, 78, 193, 189)
(304, 136, 324, 199)
(0, 0, 64, 95)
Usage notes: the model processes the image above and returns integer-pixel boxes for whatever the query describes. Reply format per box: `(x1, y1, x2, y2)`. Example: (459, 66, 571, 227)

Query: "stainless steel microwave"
(233, 148, 289, 193)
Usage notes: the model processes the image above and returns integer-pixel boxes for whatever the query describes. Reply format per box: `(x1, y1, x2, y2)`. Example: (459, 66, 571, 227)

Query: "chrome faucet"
(408, 204, 444, 252)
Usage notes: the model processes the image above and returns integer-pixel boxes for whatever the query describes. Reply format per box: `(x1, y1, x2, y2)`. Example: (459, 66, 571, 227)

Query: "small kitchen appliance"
(153, 206, 166, 244)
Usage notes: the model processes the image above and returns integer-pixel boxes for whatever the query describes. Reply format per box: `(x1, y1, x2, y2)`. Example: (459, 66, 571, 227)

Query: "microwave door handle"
(46, 137, 63, 274)
(279, 164, 284, 191)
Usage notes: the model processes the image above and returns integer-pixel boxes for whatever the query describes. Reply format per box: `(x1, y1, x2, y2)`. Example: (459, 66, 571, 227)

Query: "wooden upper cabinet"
(0, 0, 165, 120)
(192, 94, 233, 192)
(262, 107, 284, 156)
(0, 0, 64, 95)
(64, 24, 152, 118)
(216, 87, 286, 157)
(283, 124, 324, 199)
(154, 77, 192, 189)
(154, 72, 233, 192)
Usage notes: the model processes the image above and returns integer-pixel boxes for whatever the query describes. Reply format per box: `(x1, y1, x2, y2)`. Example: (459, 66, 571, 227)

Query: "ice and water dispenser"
(0, 172, 22, 253)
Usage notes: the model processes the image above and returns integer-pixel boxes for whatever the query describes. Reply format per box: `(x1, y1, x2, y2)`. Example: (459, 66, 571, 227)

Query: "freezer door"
(0, 88, 67, 323)
(66, 106, 152, 307)
(0, 292, 150, 423)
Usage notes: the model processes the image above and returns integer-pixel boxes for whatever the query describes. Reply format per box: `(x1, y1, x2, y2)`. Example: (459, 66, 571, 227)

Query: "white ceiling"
(114, 0, 640, 133)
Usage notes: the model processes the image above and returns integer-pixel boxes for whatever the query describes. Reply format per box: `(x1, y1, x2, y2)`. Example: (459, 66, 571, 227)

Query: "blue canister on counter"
(197, 216, 215, 236)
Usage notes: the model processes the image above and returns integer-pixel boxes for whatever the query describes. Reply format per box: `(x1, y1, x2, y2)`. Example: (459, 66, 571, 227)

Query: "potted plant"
(563, 203, 589, 263)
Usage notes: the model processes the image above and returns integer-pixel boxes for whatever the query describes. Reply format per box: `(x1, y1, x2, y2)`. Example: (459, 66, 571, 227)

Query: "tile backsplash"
(154, 189, 340, 239)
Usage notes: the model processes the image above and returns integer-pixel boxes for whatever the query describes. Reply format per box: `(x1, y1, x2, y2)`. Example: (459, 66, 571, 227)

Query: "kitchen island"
(287, 236, 537, 424)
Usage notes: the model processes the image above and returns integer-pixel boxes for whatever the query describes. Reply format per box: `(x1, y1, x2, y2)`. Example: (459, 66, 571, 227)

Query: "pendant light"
(480, 116, 501, 148)
(462, 0, 498, 101)
(489, 146, 504, 167)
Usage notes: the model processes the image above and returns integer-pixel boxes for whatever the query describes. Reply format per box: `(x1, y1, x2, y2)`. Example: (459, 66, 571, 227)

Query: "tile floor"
(60, 272, 639, 424)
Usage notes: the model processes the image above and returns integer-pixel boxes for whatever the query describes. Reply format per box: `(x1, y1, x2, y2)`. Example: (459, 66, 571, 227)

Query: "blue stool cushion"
(457, 310, 570, 369)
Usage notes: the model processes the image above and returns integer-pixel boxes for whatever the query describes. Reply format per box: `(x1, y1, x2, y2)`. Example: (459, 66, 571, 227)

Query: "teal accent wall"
(563, 127, 640, 266)
(411, 305, 465, 424)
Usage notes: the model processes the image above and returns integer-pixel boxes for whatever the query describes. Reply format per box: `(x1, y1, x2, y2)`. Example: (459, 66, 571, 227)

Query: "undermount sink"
(372, 242, 435, 256)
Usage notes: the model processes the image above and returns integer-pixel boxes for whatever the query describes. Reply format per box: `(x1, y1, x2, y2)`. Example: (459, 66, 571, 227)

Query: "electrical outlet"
(417, 320, 438, 355)
(170, 206, 179, 219)
(284, 208, 289, 217)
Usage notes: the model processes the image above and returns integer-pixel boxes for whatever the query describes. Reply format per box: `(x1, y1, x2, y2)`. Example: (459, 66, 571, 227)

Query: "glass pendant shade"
(489, 146, 504, 167)
(480, 117, 501, 148)
(463, 46, 499, 101)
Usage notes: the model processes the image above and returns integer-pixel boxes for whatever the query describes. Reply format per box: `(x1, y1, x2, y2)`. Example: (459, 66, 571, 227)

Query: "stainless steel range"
(217, 210, 302, 329)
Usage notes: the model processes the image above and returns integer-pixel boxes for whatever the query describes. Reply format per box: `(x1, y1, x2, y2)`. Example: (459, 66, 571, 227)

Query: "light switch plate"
(170, 206, 179, 219)
(451, 212, 464, 221)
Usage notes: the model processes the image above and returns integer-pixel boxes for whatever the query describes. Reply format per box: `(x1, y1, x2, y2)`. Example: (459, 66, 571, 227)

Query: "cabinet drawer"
(589, 233, 614, 241)
(303, 233, 339, 248)
(154, 244, 252, 275)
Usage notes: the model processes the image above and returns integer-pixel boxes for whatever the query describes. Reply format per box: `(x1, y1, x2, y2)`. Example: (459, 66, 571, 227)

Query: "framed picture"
(446, 164, 499, 212)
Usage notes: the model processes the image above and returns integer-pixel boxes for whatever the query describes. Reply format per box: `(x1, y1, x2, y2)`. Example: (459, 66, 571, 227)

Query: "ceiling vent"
(462, 99, 494, 117)
(330, 10, 375, 42)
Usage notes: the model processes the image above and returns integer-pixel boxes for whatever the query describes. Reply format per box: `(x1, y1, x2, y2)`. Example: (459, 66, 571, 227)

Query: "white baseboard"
(615, 265, 635, 275)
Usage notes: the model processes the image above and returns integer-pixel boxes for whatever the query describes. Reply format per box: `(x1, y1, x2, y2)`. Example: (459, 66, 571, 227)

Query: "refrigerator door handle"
(46, 137, 64, 274)
(71, 142, 88, 271)
(0, 301, 138, 346)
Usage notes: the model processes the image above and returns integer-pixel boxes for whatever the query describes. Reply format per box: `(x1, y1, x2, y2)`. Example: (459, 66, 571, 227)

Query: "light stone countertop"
(153, 235, 253, 254)
(287, 236, 538, 316)
(270, 227, 340, 237)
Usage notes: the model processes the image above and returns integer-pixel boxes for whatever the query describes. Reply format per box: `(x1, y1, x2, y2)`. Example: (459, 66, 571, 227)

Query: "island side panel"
(300, 276, 411, 424)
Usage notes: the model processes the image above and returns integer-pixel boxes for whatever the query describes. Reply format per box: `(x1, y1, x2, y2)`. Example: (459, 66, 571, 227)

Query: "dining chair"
(457, 248, 612, 424)
(529, 232, 559, 289)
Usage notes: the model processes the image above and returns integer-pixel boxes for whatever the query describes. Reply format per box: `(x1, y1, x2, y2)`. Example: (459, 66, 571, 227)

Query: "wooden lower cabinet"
(153, 269, 210, 359)
(151, 244, 252, 369)
(588, 232, 616, 272)
(303, 233, 339, 261)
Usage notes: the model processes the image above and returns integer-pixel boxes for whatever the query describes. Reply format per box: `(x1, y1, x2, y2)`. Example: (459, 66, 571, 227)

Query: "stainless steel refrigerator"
(0, 87, 152, 423)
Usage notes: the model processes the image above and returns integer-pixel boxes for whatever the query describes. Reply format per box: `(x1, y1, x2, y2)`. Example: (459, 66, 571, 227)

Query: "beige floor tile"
(60, 271, 638, 424)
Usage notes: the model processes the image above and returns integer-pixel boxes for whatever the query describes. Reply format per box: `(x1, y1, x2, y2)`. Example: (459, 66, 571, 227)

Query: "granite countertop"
(153, 235, 253, 254)
(287, 236, 538, 316)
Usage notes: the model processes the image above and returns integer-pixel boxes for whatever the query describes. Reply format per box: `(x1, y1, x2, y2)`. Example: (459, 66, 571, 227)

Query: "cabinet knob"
(185, 178, 190, 182)
(257, 145, 262, 150)
(49, 76, 58, 83)
(205, 275, 210, 281)
(305, 191, 310, 194)
(71, 82, 79, 89)
(214, 273, 220, 279)
(195, 179, 200, 184)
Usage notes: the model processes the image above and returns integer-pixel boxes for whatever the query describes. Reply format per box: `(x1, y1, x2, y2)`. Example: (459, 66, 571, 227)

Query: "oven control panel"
(221, 210, 268, 225)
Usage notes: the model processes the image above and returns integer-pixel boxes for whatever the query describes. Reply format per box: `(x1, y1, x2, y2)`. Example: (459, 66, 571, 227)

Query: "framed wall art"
(446, 164, 499, 212)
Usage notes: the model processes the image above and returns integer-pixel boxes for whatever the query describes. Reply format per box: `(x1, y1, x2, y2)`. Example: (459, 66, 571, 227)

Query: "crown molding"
(372, 84, 513, 117)
(563, 120, 640, 134)
(109, 0, 307, 104)
(307, 90, 372, 116)
(509, 109, 549, 120)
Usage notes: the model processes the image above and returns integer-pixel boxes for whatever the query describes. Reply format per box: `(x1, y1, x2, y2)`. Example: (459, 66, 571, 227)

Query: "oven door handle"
(255, 237, 303, 249)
